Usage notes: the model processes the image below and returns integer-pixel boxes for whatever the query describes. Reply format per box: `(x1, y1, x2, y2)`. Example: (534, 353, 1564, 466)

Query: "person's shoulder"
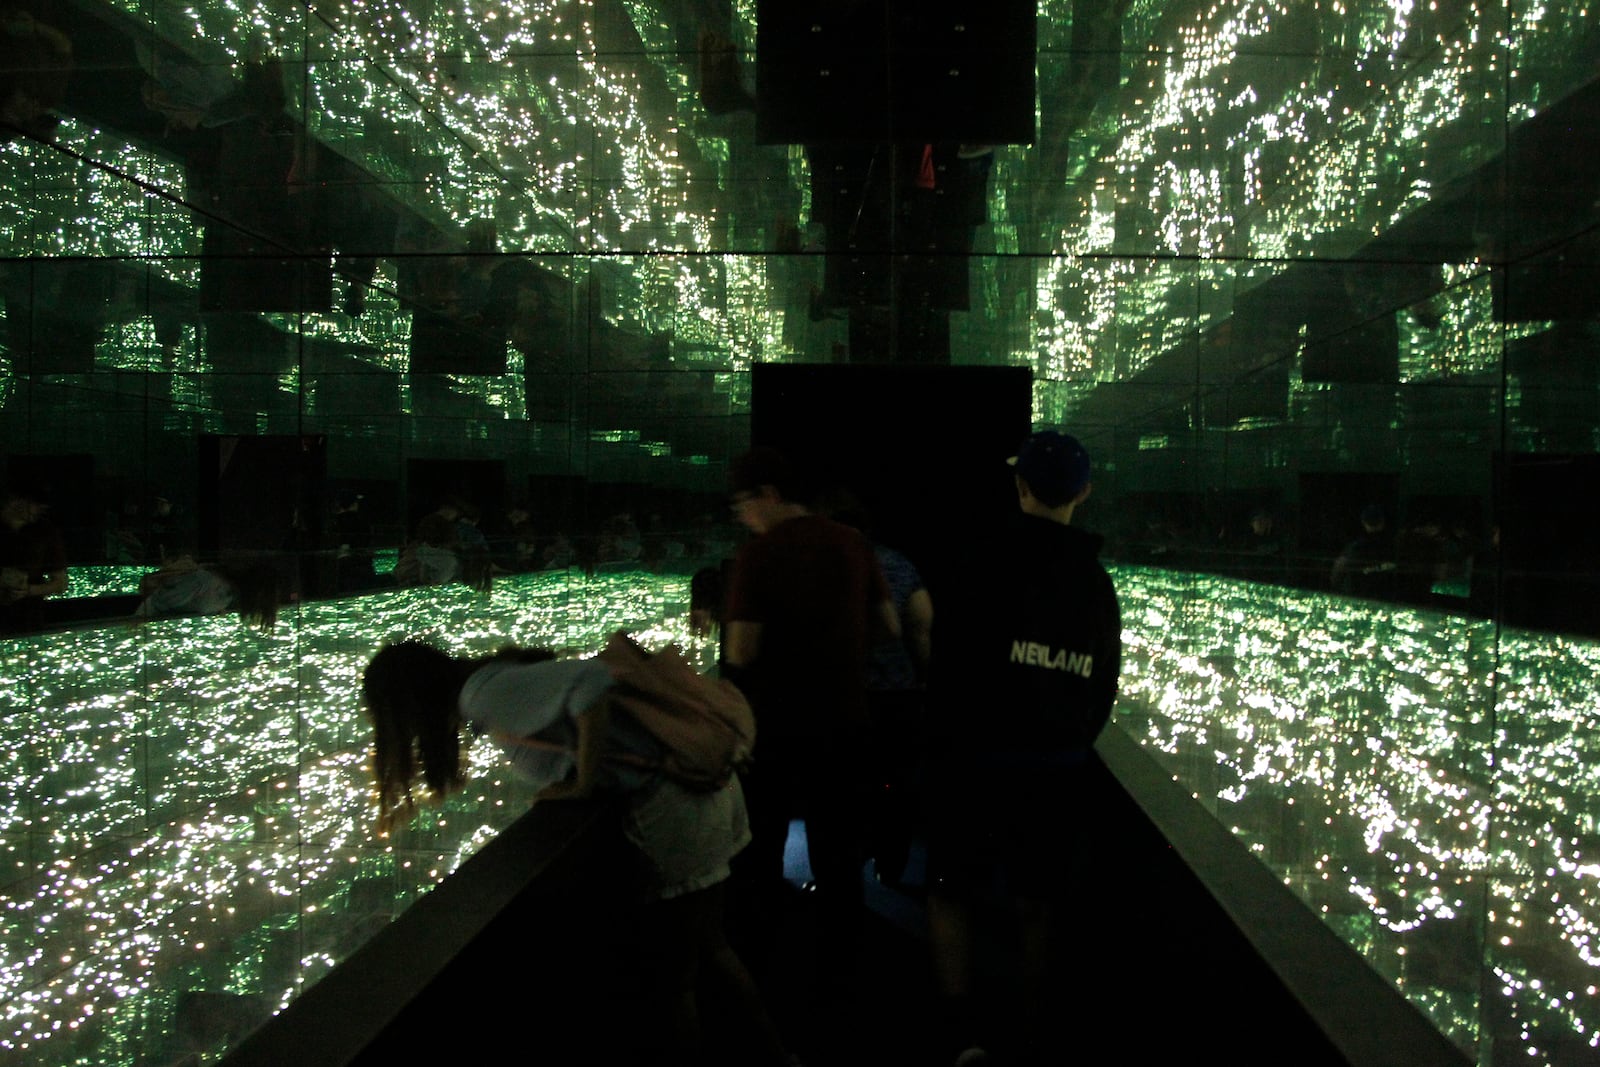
(463, 654, 600, 705)
(1008, 519, 1112, 578)
(797, 512, 854, 536)
(767, 512, 858, 549)
(874, 542, 920, 578)
(826, 515, 879, 552)
(729, 530, 765, 567)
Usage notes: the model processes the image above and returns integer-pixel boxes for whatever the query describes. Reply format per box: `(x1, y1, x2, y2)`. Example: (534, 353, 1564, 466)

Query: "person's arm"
(904, 587, 934, 675)
(876, 597, 902, 640)
(723, 620, 762, 668)
(1087, 579, 1123, 740)
(1330, 549, 1351, 591)
(867, 549, 899, 640)
(139, 554, 199, 596)
(537, 696, 612, 801)
(32, 528, 70, 598)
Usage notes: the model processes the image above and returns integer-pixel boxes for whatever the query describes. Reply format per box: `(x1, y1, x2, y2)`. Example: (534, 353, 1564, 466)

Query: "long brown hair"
(362, 641, 472, 833)
(215, 563, 280, 631)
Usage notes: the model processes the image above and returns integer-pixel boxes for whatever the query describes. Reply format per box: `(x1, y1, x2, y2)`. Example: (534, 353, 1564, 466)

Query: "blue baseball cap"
(1008, 431, 1091, 506)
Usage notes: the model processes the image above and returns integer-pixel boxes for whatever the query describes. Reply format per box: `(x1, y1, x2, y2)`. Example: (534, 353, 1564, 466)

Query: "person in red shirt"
(721, 447, 899, 996)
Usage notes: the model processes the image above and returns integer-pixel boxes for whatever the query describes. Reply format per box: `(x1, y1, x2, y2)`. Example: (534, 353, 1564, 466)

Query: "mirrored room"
(3, 1, 1599, 1063)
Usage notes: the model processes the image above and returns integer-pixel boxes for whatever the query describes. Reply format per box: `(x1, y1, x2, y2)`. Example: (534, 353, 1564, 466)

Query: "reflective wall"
(2, 0, 1598, 1063)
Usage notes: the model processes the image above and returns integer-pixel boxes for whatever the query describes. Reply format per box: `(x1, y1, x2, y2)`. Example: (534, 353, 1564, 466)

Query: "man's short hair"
(729, 447, 810, 504)
(1008, 431, 1091, 508)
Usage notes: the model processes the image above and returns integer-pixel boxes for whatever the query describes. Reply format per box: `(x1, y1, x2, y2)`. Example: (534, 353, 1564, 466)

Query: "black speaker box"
(756, 1, 1036, 144)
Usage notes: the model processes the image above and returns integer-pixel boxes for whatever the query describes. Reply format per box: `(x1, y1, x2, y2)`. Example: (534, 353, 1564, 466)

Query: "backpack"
(594, 631, 756, 791)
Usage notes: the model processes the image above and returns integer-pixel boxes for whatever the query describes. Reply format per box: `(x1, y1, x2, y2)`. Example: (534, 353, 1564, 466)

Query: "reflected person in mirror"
(0, 482, 67, 634)
(0, 9, 72, 143)
(132, 556, 279, 631)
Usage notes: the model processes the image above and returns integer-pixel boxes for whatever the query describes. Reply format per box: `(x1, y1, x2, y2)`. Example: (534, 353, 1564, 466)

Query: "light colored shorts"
(623, 774, 751, 900)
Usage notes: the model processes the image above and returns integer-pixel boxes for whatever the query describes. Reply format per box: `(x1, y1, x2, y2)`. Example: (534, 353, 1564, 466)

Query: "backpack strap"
(493, 632, 754, 792)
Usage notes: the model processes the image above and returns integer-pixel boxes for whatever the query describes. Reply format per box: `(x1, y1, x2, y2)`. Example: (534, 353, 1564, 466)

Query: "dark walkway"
(350, 765, 1349, 1067)
(724, 761, 1351, 1067)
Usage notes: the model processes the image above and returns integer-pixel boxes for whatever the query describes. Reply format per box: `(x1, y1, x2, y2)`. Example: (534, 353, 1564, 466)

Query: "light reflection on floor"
(6, 564, 1600, 1063)
(1112, 565, 1600, 1062)
(0, 569, 707, 1065)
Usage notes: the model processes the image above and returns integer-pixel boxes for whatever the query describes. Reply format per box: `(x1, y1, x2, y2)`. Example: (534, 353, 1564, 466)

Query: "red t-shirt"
(724, 513, 890, 740)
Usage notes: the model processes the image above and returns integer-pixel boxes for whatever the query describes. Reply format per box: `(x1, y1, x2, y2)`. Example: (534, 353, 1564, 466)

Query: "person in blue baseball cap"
(1006, 429, 1093, 515)
(924, 427, 1122, 1066)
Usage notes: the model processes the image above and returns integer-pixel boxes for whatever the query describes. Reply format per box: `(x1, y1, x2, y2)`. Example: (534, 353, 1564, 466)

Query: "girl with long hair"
(133, 558, 279, 630)
(360, 639, 799, 1066)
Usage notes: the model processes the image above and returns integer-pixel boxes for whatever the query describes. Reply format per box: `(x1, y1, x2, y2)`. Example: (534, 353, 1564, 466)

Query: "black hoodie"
(929, 513, 1122, 757)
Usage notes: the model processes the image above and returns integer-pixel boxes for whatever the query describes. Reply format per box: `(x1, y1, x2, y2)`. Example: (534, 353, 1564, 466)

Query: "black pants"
(865, 688, 927, 883)
(729, 742, 869, 991)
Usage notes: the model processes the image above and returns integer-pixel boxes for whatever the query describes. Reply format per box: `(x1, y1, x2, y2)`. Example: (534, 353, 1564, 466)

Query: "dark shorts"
(923, 751, 1097, 901)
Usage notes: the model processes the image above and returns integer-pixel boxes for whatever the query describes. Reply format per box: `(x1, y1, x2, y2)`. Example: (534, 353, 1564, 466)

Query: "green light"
(0, 568, 710, 1064)
(1112, 564, 1600, 1055)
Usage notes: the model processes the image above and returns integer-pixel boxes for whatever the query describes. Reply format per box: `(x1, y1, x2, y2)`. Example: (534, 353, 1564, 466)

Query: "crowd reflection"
(1109, 490, 1585, 636)
(6, 461, 1599, 651)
